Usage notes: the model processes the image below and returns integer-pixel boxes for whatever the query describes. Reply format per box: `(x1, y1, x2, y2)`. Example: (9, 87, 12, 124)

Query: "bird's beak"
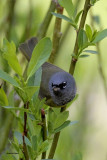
(53, 87, 61, 96)
(53, 87, 60, 92)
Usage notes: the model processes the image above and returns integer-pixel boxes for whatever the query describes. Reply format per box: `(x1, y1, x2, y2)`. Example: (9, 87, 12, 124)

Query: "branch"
(41, 109, 47, 159)
(22, 102, 29, 160)
(69, 0, 91, 75)
(48, 4, 64, 63)
(48, 106, 66, 159)
(37, 0, 56, 40)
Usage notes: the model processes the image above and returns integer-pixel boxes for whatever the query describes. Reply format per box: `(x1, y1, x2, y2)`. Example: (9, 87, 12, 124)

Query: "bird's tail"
(19, 37, 38, 61)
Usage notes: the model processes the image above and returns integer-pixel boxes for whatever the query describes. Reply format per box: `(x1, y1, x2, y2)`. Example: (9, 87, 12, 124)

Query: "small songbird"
(19, 37, 76, 107)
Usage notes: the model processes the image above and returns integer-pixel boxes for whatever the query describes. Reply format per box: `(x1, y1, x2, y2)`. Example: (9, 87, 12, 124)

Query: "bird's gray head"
(49, 72, 76, 106)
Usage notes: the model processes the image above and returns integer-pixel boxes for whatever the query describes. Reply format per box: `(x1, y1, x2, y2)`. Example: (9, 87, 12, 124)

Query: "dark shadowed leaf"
(79, 54, 90, 58)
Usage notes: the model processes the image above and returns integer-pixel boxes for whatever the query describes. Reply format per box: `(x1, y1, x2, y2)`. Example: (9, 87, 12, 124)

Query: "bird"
(19, 37, 76, 107)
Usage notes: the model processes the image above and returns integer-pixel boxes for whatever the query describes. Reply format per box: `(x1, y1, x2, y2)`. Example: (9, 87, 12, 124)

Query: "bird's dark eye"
(52, 81, 67, 89)
(59, 81, 67, 89)
(52, 83, 58, 88)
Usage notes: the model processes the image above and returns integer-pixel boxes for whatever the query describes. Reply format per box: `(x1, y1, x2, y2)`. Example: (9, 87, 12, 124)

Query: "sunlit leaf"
(2, 39, 22, 76)
(27, 37, 52, 80)
(0, 87, 8, 106)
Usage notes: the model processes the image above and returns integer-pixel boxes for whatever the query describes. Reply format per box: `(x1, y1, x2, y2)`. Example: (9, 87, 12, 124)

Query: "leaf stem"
(41, 108, 47, 159)
(49, 3, 64, 63)
(37, 0, 56, 40)
(69, 0, 91, 75)
(22, 102, 29, 160)
(48, 106, 66, 159)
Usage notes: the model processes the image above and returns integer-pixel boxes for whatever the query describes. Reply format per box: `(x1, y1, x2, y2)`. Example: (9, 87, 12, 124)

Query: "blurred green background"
(0, 0, 107, 160)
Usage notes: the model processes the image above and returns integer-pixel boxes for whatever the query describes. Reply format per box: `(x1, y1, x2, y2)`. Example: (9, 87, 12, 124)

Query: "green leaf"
(8, 90, 14, 106)
(14, 131, 23, 145)
(0, 69, 20, 87)
(14, 131, 31, 147)
(54, 120, 71, 133)
(58, 0, 75, 18)
(91, 30, 99, 42)
(84, 50, 98, 54)
(2, 39, 22, 76)
(0, 87, 8, 106)
(75, 10, 83, 24)
(38, 140, 49, 154)
(54, 111, 69, 129)
(24, 86, 39, 100)
(25, 136, 32, 147)
(54, 120, 78, 133)
(78, 29, 88, 49)
(92, 29, 107, 43)
(27, 37, 52, 79)
(79, 54, 90, 58)
(27, 67, 42, 87)
(1, 154, 16, 160)
(31, 135, 37, 151)
(51, 12, 77, 28)
(85, 24, 92, 41)
(2, 106, 30, 113)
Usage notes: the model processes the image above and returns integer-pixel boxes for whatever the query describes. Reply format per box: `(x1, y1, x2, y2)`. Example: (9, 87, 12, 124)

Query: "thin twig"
(22, 102, 29, 160)
(49, 3, 64, 63)
(37, 0, 56, 40)
(69, 0, 91, 75)
(41, 109, 47, 159)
